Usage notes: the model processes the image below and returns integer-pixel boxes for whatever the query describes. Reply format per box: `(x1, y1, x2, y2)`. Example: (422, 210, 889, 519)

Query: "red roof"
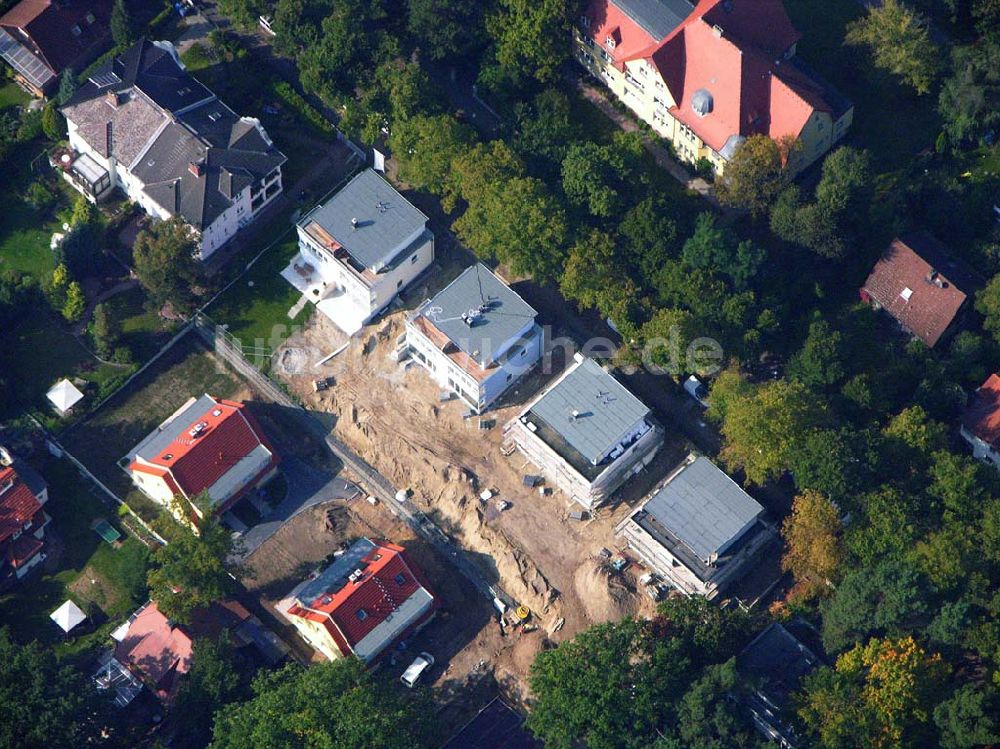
(861, 234, 981, 348)
(128, 398, 278, 500)
(287, 540, 436, 658)
(583, 0, 832, 153)
(115, 600, 250, 701)
(962, 374, 1000, 448)
(0, 0, 112, 77)
(583, 0, 659, 72)
(6, 533, 43, 568)
(115, 603, 194, 700)
(0, 467, 43, 543)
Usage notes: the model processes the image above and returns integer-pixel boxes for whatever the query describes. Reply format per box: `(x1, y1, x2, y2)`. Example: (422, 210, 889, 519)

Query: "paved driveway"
(234, 457, 359, 560)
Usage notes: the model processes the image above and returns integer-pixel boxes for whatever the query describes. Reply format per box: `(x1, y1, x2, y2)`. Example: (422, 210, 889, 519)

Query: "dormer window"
(71, 25, 81, 36)
(356, 608, 368, 621)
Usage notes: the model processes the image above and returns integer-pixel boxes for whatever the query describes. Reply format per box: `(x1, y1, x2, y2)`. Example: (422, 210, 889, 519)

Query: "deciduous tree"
(799, 635, 948, 749)
(132, 217, 201, 313)
(210, 658, 433, 748)
(482, 0, 571, 87)
(782, 490, 845, 600)
(147, 502, 236, 624)
(389, 114, 475, 197)
(720, 379, 827, 484)
(846, 0, 938, 94)
(407, 0, 486, 61)
(0, 627, 111, 748)
(527, 619, 690, 749)
(715, 135, 794, 217)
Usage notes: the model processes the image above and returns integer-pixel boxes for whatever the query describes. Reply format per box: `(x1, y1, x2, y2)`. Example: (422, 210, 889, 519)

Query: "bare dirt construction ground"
(272, 262, 688, 690)
(241, 497, 537, 721)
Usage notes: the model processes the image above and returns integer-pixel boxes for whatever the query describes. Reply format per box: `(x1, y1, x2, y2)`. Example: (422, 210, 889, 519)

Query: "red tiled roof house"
(126, 394, 280, 521)
(0, 462, 50, 584)
(574, 0, 853, 175)
(281, 538, 437, 663)
(860, 233, 983, 348)
(0, 0, 112, 97)
(961, 374, 1000, 470)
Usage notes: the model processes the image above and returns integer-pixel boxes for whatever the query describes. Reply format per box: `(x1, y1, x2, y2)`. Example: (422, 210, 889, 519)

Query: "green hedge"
(270, 80, 335, 136)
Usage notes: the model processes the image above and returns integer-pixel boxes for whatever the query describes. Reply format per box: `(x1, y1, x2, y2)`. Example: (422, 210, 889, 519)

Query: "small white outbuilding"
(50, 599, 87, 634)
(46, 379, 84, 415)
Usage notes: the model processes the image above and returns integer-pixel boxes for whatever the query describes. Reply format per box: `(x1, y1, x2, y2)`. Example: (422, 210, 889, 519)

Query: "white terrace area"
(280, 254, 368, 336)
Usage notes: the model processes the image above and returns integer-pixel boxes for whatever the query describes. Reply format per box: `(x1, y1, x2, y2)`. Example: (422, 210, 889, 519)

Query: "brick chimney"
(188, 161, 204, 177)
(105, 90, 120, 108)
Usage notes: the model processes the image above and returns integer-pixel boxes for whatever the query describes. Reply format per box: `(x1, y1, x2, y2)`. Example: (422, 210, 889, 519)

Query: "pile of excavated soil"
(573, 562, 640, 624)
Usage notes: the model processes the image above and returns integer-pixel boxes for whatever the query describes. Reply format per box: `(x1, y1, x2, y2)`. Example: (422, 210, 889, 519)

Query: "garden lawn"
(102, 285, 179, 362)
(0, 457, 149, 659)
(2, 312, 124, 412)
(205, 235, 312, 349)
(0, 181, 61, 281)
(59, 334, 240, 496)
(784, 0, 942, 172)
(0, 81, 29, 109)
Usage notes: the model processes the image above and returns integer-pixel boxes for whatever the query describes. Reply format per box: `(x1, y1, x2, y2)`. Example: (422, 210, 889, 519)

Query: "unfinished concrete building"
(617, 454, 775, 598)
(503, 354, 663, 510)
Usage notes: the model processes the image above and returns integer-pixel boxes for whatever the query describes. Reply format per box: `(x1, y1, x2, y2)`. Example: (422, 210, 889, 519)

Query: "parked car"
(683, 375, 710, 408)
(400, 652, 435, 688)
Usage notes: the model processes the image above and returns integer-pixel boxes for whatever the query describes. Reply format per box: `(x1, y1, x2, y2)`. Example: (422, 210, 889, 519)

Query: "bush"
(25, 180, 54, 211)
(111, 346, 133, 365)
(270, 80, 334, 136)
(694, 156, 715, 181)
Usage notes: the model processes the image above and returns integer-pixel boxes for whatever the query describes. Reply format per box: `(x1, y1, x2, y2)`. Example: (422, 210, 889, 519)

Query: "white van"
(400, 652, 434, 688)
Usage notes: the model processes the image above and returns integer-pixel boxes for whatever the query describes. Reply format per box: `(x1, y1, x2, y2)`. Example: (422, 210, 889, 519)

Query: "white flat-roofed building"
(503, 353, 663, 509)
(286, 168, 434, 335)
(405, 263, 544, 413)
(618, 454, 776, 598)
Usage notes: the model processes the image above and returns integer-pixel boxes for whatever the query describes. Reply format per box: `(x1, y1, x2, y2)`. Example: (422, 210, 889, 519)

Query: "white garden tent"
(46, 379, 84, 414)
(50, 599, 87, 634)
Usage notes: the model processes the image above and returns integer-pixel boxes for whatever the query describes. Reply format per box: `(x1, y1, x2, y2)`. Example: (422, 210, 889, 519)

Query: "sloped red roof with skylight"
(582, 0, 837, 154)
(287, 539, 437, 659)
(128, 398, 277, 499)
(581, 0, 660, 71)
(0, 466, 43, 543)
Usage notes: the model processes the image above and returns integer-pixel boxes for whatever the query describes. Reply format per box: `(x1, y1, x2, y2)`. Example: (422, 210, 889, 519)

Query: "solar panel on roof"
(0, 28, 55, 89)
(90, 71, 122, 87)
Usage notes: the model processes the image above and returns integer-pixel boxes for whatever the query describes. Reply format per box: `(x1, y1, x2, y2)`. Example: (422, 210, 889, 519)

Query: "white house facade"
(60, 39, 285, 260)
(404, 263, 544, 413)
(287, 169, 434, 335)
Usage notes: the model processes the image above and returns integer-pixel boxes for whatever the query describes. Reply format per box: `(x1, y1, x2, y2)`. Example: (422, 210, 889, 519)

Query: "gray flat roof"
(302, 169, 427, 272)
(129, 394, 217, 463)
(419, 264, 537, 366)
(613, 0, 694, 39)
(527, 358, 650, 466)
(297, 538, 376, 604)
(642, 456, 763, 562)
